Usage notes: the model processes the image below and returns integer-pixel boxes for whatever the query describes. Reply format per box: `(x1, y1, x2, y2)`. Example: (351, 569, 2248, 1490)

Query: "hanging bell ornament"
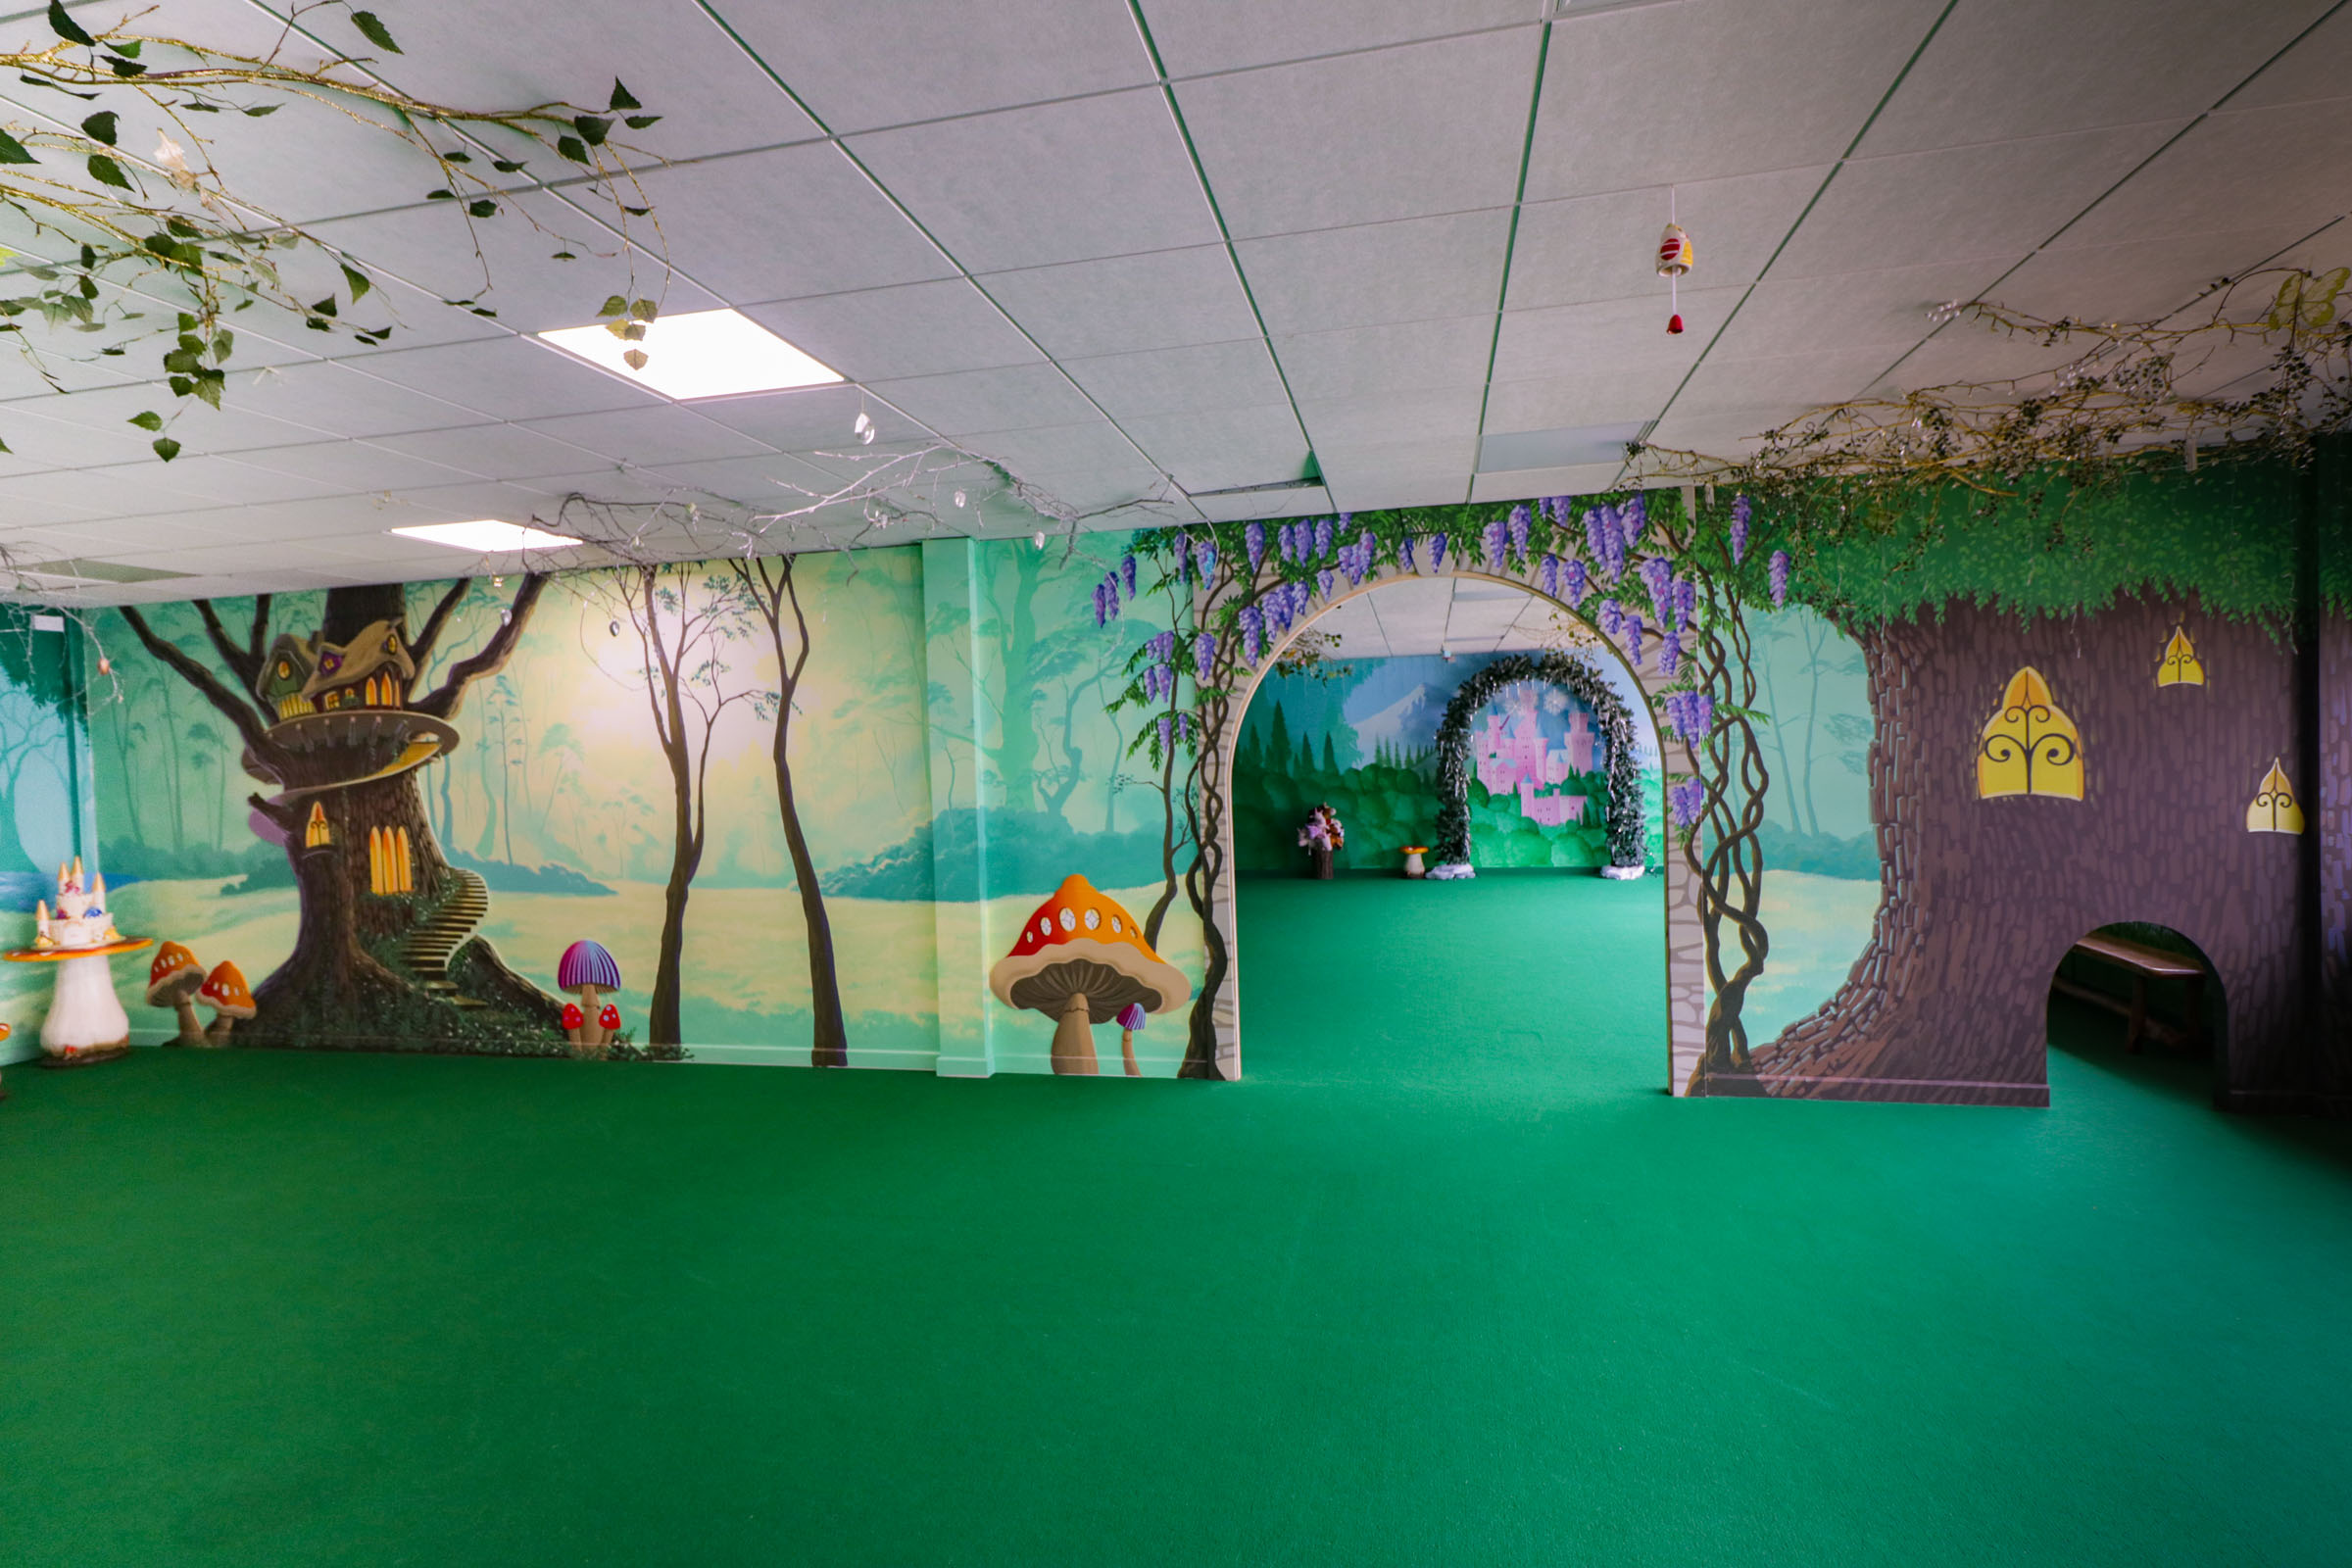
(1657, 221, 1693, 335)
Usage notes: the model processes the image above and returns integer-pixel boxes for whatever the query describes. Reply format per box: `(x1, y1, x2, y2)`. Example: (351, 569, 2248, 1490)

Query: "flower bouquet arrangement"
(1298, 804, 1345, 879)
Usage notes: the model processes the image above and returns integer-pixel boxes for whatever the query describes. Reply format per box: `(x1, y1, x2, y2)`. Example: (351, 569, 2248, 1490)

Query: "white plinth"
(41, 952, 133, 1052)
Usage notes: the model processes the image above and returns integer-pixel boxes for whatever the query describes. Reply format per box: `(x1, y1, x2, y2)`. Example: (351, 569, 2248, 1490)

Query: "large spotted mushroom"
(989, 874, 1190, 1075)
(147, 942, 209, 1046)
(198, 961, 255, 1046)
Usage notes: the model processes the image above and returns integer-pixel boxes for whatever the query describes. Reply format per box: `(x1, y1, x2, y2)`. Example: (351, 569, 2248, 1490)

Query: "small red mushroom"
(598, 1003, 621, 1036)
(562, 1002, 585, 1049)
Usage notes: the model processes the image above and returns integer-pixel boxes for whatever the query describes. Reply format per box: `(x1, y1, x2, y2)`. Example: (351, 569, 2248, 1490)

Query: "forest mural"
(32, 436, 2351, 1105)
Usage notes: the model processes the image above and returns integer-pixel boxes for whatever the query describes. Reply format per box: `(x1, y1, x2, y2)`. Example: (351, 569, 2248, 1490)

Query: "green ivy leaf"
(466, 198, 497, 218)
(103, 55, 146, 77)
(47, 1, 94, 47)
(165, 217, 199, 237)
(550, 250, 576, 261)
(597, 294, 627, 318)
(622, 116, 661, 130)
(192, 375, 223, 410)
(425, 188, 455, 200)
(608, 79, 641, 111)
(75, 274, 95, 299)
(0, 129, 37, 165)
(556, 135, 588, 165)
(127, 410, 163, 431)
(78, 110, 117, 145)
(622, 348, 648, 370)
(152, 436, 180, 462)
(628, 297, 657, 322)
(243, 105, 279, 118)
(114, 39, 139, 58)
(442, 150, 471, 164)
(19, 72, 98, 100)
(0, 436, 12, 454)
(212, 329, 232, 360)
(491, 159, 525, 172)
(309, 295, 337, 318)
(350, 11, 403, 54)
(339, 264, 370, 301)
(85, 153, 131, 189)
(571, 115, 612, 147)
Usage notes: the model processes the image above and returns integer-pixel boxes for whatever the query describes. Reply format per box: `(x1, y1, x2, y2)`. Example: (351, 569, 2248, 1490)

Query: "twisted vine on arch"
(1430, 651, 1647, 871)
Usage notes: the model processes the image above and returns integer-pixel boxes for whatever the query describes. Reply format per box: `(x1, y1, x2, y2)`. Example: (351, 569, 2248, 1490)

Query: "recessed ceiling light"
(536, 308, 844, 401)
(390, 520, 582, 552)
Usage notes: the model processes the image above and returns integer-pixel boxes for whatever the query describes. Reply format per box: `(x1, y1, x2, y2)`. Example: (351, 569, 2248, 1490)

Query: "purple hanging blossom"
(1178, 712, 1194, 748)
(1121, 554, 1137, 596)
(1597, 597, 1624, 637)
(1676, 576, 1698, 628)
(1313, 515, 1334, 559)
(1658, 628, 1682, 679)
(1092, 581, 1109, 628)
(1622, 492, 1647, 549)
(1626, 612, 1645, 665)
(1540, 553, 1560, 598)
(1507, 504, 1531, 564)
(1669, 778, 1705, 828)
(1640, 555, 1672, 611)
(1429, 533, 1447, 571)
(1398, 534, 1417, 572)
(1482, 517, 1505, 572)
(1584, 505, 1610, 564)
(1173, 542, 1190, 589)
(1277, 522, 1295, 563)
(1195, 537, 1216, 582)
(1317, 567, 1337, 600)
(1241, 605, 1263, 664)
(1769, 549, 1791, 609)
(1730, 494, 1752, 564)
(1689, 692, 1714, 736)
(1156, 713, 1173, 755)
(1246, 520, 1265, 574)
(1565, 558, 1591, 608)
(1195, 631, 1217, 683)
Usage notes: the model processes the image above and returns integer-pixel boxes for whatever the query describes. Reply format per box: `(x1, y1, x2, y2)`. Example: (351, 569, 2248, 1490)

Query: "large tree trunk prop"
(1741, 598, 2307, 1105)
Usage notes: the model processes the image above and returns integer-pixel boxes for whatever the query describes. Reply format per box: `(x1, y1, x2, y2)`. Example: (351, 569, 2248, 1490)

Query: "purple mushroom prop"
(1117, 1001, 1147, 1078)
(557, 940, 623, 1056)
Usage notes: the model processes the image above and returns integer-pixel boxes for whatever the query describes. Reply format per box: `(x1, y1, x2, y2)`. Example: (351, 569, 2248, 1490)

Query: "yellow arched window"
(304, 802, 331, 848)
(1977, 666, 2083, 801)
(2246, 759, 2303, 834)
(396, 827, 414, 892)
(2156, 626, 2204, 687)
(367, 826, 414, 894)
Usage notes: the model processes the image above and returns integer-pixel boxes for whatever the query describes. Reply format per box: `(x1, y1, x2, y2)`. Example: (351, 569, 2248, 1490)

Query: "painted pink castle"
(1473, 686, 1592, 828)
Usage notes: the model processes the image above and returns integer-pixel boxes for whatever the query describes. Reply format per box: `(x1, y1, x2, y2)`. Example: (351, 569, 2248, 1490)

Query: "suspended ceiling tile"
(1145, 0, 1536, 74)
(1467, 463, 1626, 503)
(1505, 167, 1829, 313)
(1488, 288, 1733, 384)
(741, 279, 1041, 381)
(1772, 123, 2186, 280)
(849, 91, 1216, 272)
(358, 336, 666, 420)
(1856, 0, 2336, 157)
(233, 439, 480, 492)
(1297, 386, 1483, 449)
(0, 404, 171, 471)
(1972, 225, 2318, 328)
(1189, 486, 1332, 522)
(2228, 0, 2352, 110)
(2051, 99, 2352, 252)
(1863, 325, 2090, 397)
(212, 363, 485, 442)
(372, 480, 581, 525)
(640, 454, 852, 509)
(1059, 340, 1290, 420)
(368, 421, 606, 481)
(1668, 349, 1890, 421)
(1116, 404, 1308, 494)
(1273, 317, 1494, 405)
(1237, 209, 1513, 335)
(503, 406, 764, 468)
(696, 385, 931, 451)
(1480, 371, 1681, 437)
(978, 246, 1261, 360)
(863, 363, 1102, 437)
(1707, 260, 1999, 363)
(307, 192, 716, 336)
(944, 418, 1151, 487)
(1176, 31, 1538, 239)
(499, 466, 709, 508)
(357, 0, 822, 161)
(102, 455, 348, 507)
(28, 383, 336, 457)
(1525, 0, 1946, 197)
(719, 0, 1152, 133)
(623, 142, 957, 302)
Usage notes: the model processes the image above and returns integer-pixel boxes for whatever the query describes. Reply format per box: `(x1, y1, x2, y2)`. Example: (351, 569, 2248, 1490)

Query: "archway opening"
(2046, 922, 2226, 1102)
(1227, 573, 1669, 1093)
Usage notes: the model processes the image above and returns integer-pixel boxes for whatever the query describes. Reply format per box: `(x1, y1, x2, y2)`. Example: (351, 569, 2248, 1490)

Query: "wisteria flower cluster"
(1141, 631, 1178, 702)
(1660, 689, 1716, 741)
(1669, 778, 1707, 829)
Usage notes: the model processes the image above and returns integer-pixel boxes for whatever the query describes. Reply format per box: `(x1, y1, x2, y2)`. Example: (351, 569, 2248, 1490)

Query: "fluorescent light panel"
(391, 520, 582, 552)
(536, 308, 844, 401)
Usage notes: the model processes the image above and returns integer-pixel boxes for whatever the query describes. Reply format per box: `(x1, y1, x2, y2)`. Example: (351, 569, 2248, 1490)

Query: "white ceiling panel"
(1274, 316, 1494, 406)
(25, 382, 334, 457)
(1177, 30, 1538, 238)
(1468, 462, 1626, 503)
(978, 246, 1261, 360)
(1669, 349, 1894, 422)
(1505, 167, 1827, 313)
(716, 0, 1152, 134)
(848, 91, 1216, 272)
(696, 386, 932, 452)
(367, 422, 606, 481)
(1061, 340, 1290, 419)
(622, 142, 957, 302)
(1993, 224, 2327, 327)
(1238, 209, 1512, 335)
(0, 404, 170, 471)
(209, 363, 484, 442)
(1144, 0, 1537, 76)
(2228, 1, 2352, 111)
(1298, 386, 1483, 449)
(1480, 369, 1682, 436)
(233, 439, 479, 492)
(1489, 288, 1734, 385)
(1704, 261, 1999, 364)
(863, 364, 1102, 436)
(99, 455, 346, 507)
(518, 406, 775, 467)
(358, 337, 666, 420)
(1116, 404, 1310, 493)
(2049, 99, 2352, 252)
(639, 454, 852, 508)
(742, 280, 1041, 381)
(1525, 0, 1947, 197)
(1189, 486, 1332, 522)
(1856, 0, 2335, 157)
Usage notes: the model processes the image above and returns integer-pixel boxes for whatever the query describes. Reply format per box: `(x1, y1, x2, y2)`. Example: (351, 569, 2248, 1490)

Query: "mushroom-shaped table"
(148, 942, 210, 1046)
(6, 937, 157, 1068)
(557, 940, 622, 1055)
(989, 874, 1190, 1075)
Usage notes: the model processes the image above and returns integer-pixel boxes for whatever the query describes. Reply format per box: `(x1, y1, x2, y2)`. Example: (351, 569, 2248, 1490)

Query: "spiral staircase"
(400, 868, 490, 1009)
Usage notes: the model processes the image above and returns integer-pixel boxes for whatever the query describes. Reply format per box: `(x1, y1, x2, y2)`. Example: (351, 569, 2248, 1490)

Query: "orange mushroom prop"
(989, 874, 1190, 1075)
(198, 961, 255, 1046)
(147, 942, 209, 1046)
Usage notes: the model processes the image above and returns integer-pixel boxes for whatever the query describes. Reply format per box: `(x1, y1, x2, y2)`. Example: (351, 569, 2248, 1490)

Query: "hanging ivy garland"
(1428, 651, 1647, 871)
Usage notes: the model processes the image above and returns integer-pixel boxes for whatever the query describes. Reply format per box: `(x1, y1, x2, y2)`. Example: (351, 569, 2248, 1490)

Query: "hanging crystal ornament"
(1657, 188, 1693, 335)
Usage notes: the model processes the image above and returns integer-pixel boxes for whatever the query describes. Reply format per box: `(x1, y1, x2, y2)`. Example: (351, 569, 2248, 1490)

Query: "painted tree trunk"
(1727, 597, 2307, 1105)
(773, 722, 846, 1067)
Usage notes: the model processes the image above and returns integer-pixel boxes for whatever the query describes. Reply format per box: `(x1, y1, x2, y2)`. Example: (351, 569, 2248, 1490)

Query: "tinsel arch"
(1429, 651, 1647, 871)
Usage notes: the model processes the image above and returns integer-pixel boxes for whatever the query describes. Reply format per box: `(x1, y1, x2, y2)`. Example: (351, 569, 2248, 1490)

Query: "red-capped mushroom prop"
(198, 961, 255, 1046)
(147, 941, 209, 1046)
(989, 874, 1190, 1076)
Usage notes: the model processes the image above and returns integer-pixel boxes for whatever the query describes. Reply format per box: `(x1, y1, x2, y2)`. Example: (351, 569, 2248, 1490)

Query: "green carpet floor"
(5, 871, 2351, 1566)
